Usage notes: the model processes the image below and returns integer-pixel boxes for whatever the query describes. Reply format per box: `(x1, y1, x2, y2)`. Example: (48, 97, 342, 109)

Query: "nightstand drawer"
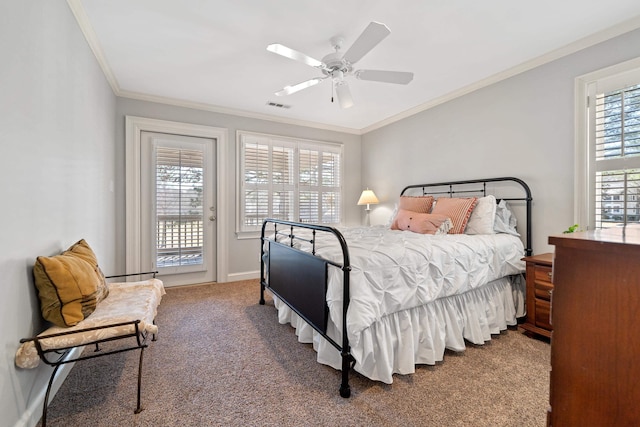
(535, 299, 552, 330)
(534, 265, 553, 283)
(521, 253, 554, 338)
(534, 280, 553, 301)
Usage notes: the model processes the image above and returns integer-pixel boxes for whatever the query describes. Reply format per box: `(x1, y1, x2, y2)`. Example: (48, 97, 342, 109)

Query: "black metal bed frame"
(401, 176, 533, 256)
(20, 271, 158, 427)
(260, 177, 532, 398)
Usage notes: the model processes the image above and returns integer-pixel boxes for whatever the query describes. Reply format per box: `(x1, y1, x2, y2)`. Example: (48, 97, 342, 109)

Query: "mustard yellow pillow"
(63, 239, 109, 303)
(33, 252, 101, 327)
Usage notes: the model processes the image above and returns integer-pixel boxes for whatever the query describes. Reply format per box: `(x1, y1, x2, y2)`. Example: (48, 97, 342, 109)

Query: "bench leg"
(41, 363, 62, 427)
(135, 347, 145, 414)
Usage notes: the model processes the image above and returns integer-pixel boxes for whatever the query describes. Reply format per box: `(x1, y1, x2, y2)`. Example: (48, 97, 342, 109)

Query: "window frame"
(236, 130, 344, 238)
(574, 57, 640, 230)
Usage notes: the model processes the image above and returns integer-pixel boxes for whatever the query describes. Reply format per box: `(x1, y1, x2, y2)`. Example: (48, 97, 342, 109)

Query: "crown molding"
(117, 90, 363, 135)
(66, 0, 121, 94)
(362, 14, 640, 134)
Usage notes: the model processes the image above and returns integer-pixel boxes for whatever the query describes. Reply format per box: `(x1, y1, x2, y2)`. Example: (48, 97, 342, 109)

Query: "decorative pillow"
(63, 239, 109, 303)
(465, 195, 497, 235)
(33, 253, 102, 327)
(392, 209, 451, 234)
(494, 199, 520, 236)
(434, 218, 453, 235)
(399, 195, 434, 213)
(390, 196, 435, 229)
(431, 197, 478, 234)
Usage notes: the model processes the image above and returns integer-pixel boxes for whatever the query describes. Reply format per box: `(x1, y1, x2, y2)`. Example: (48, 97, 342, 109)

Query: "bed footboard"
(260, 219, 353, 398)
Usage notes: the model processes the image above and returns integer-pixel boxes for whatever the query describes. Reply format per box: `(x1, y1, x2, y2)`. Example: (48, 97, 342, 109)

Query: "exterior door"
(140, 131, 216, 286)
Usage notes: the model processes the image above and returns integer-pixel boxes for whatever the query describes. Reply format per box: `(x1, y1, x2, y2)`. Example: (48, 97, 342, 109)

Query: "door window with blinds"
(238, 131, 343, 233)
(589, 73, 640, 229)
(155, 145, 205, 269)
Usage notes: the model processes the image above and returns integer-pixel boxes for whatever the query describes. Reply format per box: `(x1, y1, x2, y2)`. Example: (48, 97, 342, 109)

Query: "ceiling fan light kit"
(267, 21, 414, 108)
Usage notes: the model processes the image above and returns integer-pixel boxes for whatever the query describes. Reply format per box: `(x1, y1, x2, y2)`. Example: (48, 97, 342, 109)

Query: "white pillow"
(435, 218, 453, 235)
(385, 203, 399, 228)
(493, 199, 520, 236)
(465, 195, 497, 235)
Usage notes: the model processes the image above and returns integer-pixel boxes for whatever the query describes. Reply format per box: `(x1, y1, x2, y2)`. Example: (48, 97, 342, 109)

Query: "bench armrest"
(104, 271, 158, 279)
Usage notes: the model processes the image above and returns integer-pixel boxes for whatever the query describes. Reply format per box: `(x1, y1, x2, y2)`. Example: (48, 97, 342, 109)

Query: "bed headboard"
(400, 177, 532, 256)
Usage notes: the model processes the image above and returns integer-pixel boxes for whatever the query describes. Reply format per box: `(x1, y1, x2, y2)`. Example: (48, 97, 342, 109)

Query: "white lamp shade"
(357, 189, 379, 206)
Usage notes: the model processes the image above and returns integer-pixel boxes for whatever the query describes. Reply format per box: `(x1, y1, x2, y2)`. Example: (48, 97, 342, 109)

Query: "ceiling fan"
(267, 21, 413, 109)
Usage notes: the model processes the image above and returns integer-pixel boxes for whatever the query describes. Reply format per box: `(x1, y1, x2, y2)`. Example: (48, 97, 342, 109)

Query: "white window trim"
(235, 130, 344, 239)
(574, 56, 640, 230)
(125, 116, 229, 282)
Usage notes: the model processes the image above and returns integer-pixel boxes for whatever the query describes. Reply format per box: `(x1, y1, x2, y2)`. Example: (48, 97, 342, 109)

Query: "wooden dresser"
(520, 253, 553, 338)
(547, 228, 640, 426)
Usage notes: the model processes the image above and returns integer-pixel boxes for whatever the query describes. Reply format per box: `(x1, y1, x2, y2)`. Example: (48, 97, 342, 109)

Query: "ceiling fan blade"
(335, 81, 354, 109)
(356, 69, 414, 84)
(267, 44, 325, 69)
(275, 77, 325, 96)
(342, 22, 390, 65)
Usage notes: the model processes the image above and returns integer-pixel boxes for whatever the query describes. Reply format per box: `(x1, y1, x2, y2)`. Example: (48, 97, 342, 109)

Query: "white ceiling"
(72, 0, 640, 133)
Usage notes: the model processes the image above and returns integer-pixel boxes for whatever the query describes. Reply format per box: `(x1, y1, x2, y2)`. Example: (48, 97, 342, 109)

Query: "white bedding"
(267, 225, 526, 383)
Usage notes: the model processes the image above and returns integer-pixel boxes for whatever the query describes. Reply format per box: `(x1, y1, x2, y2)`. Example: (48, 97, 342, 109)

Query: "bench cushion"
(16, 278, 165, 369)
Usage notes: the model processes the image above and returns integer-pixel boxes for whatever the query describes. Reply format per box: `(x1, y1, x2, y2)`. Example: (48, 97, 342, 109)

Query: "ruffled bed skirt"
(272, 274, 525, 384)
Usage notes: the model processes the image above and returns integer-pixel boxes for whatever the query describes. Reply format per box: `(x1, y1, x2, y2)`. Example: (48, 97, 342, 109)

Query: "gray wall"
(363, 28, 640, 255)
(114, 98, 362, 278)
(1, 2, 117, 426)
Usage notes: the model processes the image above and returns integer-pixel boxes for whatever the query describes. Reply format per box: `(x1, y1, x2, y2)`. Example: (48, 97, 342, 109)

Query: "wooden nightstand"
(520, 252, 553, 338)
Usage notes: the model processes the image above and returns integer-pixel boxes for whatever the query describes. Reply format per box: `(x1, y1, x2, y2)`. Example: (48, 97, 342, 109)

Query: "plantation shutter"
(241, 135, 295, 229)
(270, 143, 295, 222)
(238, 132, 342, 232)
(297, 144, 342, 224)
(299, 148, 319, 223)
(593, 83, 640, 228)
(155, 146, 204, 267)
(320, 150, 341, 224)
(242, 139, 270, 228)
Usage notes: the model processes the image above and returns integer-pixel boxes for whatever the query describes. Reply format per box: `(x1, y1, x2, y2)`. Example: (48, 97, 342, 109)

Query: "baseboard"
(226, 270, 259, 282)
(14, 346, 83, 427)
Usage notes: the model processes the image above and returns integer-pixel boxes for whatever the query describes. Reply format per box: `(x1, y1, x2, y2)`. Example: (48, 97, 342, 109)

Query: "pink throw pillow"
(392, 210, 450, 234)
(399, 195, 434, 213)
(431, 197, 478, 234)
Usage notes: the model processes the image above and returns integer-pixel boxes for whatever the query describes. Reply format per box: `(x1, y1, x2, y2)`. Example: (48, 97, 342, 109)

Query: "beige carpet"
(41, 279, 550, 427)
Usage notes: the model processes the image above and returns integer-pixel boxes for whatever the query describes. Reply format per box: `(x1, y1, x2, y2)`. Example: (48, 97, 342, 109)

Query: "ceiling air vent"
(266, 101, 291, 109)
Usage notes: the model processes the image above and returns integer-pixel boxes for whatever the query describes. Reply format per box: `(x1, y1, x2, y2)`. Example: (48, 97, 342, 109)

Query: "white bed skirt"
(272, 274, 526, 384)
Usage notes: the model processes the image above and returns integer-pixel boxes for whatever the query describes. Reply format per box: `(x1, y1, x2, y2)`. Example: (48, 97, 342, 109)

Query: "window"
(593, 82, 640, 228)
(575, 58, 640, 230)
(155, 146, 205, 267)
(237, 131, 343, 233)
